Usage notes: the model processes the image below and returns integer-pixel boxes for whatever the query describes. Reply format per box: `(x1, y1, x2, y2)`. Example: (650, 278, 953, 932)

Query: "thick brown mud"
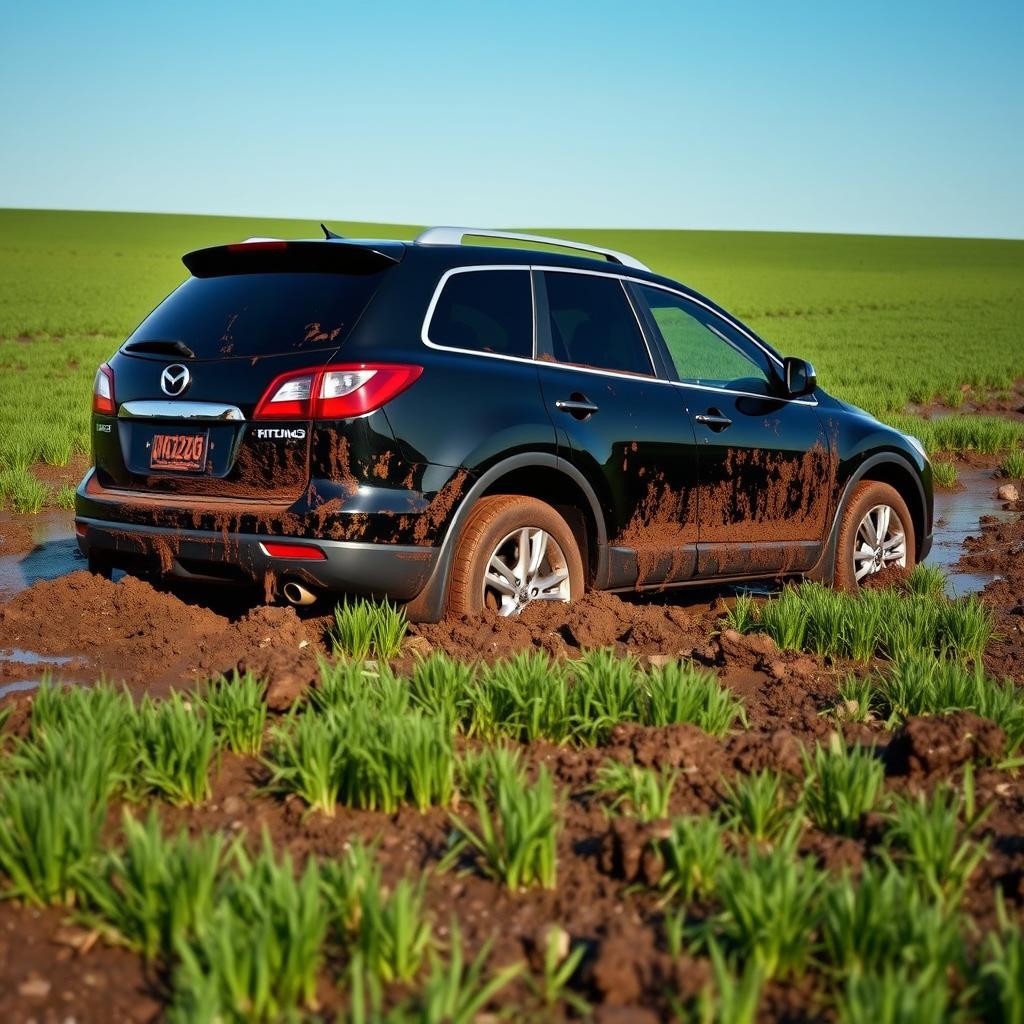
(0, 571, 325, 694)
(957, 488, 1024, 682)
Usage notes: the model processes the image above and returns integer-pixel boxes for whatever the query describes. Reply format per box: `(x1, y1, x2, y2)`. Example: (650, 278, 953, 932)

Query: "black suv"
(76, 227, 933, 620)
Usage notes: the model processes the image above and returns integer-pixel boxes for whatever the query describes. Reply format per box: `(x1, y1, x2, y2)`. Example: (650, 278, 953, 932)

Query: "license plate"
(150, 432, 209, 472)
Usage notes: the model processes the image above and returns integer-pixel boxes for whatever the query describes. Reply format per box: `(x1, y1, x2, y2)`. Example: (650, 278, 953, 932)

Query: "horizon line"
(3, 206, 1023, 244)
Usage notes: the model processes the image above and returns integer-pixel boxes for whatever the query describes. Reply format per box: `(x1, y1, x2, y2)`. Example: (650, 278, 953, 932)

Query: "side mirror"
(782, 356, 816, 398)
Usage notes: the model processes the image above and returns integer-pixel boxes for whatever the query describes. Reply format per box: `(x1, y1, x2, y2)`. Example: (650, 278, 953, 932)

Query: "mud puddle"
(931, 466, 1015, 596)
(0, 510, 82, 595)
(0, 648, 74, 666)
(0, 647, 84, 698)
(0, 679, 42, 699)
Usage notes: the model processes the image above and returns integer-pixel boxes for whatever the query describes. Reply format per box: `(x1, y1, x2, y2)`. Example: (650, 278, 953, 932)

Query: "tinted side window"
(636, 285, 770, 390)
(543, 272, 653, 376)
(428, 270, 533, 358)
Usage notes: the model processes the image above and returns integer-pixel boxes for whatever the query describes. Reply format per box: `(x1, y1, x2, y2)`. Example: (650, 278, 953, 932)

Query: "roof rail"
(414, 226, 650, 272)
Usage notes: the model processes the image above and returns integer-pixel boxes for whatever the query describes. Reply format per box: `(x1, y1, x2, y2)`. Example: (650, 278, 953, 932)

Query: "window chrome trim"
(421, 265, 537, 363)
(119, 400, 245, 421)
(419, 264, 818, 406)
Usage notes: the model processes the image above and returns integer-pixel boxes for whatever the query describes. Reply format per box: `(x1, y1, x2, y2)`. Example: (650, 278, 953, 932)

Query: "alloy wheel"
(853, 503, 907, 582)
(482, 527, 571, 616)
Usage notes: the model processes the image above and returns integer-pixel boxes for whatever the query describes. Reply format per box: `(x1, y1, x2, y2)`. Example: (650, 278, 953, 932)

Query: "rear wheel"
(447, 495, 585, 617)
(834, 481, 915, 591)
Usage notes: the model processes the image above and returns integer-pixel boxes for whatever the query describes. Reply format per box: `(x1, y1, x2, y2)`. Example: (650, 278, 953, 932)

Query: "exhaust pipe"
(282, 581, 317, 606)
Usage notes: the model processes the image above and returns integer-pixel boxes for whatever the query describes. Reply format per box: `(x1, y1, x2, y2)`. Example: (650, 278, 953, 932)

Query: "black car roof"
(184, 234, 780, 359)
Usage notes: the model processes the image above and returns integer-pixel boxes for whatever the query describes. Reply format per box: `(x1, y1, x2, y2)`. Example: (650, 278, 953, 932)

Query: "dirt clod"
(885, 712, 1006, 775)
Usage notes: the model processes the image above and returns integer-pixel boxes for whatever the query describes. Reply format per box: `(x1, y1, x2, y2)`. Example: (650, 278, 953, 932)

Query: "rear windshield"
(123, 271, 385, 359)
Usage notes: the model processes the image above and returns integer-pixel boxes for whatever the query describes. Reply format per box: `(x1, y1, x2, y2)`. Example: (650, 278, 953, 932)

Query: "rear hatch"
(95, 240, 401, 500)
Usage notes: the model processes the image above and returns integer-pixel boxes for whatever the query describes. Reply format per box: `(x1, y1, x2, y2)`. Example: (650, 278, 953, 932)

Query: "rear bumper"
(75, 516, 439, 600)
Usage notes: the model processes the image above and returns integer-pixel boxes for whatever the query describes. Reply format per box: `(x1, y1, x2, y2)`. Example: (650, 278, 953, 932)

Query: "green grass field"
(2, 208, 1023, 510)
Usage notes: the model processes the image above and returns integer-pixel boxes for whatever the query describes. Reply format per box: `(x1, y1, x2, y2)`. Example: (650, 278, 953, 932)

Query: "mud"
(83, 452, 461, 552)
(137, 439, 310, 499)
(0, 510, 79, 592)
(411, 589, 710, 662)
(410, 468, 468, 545)
(2, 448, 1024, 1018)
(0, 515, 34, 557)
(0, 571, 325, 692)
(614, 474, 698, 586)
(28, 453, 90, 495)
(698, 437, 839, 545)
(957, 490, 1024, 682)
(885, 712, 1007, 776)
(932, 461, 1018, 597)
(610, 436, 839, 590)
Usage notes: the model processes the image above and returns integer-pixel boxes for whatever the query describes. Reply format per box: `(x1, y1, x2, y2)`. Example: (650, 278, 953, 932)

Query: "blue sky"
(1, 1, 1021, 237)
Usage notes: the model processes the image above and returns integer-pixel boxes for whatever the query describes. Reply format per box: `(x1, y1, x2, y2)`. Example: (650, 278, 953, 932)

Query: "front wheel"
(447, 495, 585, 617)
(834, 481, 916, 591)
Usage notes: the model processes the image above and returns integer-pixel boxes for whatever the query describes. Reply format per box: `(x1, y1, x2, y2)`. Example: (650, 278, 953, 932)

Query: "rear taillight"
(318, 365, 422, 417)
(254, 371, 316, 419)
(93, 363, 115, 415)
(254, 363, 422, 420)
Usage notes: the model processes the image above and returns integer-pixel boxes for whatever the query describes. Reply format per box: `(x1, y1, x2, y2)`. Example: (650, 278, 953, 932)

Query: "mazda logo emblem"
(160, 364, 191, 397)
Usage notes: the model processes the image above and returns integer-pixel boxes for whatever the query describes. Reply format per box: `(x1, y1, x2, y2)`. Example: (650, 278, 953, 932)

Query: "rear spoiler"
(183, 238, 405, 278)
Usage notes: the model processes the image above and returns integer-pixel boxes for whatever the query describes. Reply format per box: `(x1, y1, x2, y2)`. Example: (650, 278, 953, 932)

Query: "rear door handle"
(555, 394, 599, 419)
(694, 408, 733, 431)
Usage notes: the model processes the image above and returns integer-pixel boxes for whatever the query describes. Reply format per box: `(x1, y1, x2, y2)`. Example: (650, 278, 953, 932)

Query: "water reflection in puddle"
(0, 649, 74, 666)
(931, 466, 1013, 597)
(0, 510, 83, 595)
(0, 679, 41, 699)
(0, 650, 77, 699)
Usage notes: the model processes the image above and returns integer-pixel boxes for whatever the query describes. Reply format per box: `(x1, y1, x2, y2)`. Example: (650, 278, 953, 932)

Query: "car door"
(533, 268, 700, 588)
(632, 283, 834, 578)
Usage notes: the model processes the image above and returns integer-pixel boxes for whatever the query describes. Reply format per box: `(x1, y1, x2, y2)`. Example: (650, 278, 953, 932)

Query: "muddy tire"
(447, 495, 585, 617)
(834, 481, 916, 591)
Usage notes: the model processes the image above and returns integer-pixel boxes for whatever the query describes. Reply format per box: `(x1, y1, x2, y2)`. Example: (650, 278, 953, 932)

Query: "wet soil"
(0, 571, 325, 695)
(957, 490, 1024, 683)
(410, 588, 718, 663)
(0, 510, 79, 596)
(0, 455, 1013, 689)
(29, 453, 91, 496)
(1, 693, 1022, 1022)
(931, 459, 1018, 597)
(0, 455, 1022, 1019)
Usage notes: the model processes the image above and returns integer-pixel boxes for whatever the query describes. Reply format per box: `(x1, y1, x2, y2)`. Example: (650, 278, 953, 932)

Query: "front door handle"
(694, 408, 733, 431)
(555, 393, 599, 419)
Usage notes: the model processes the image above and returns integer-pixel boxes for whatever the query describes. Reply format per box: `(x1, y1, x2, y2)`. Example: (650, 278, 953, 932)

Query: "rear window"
(123, 272, 385, 359)
(426, 269, 533, 358)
